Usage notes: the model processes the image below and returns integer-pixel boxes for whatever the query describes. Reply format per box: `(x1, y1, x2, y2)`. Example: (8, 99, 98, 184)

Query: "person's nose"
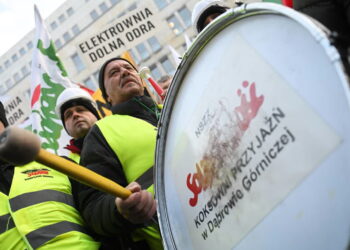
(120, 67, 130, 77)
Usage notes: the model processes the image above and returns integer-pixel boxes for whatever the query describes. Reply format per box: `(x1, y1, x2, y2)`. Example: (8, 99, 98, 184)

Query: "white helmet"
(55, 87, 98, 121)
(191, 0, 229, 34)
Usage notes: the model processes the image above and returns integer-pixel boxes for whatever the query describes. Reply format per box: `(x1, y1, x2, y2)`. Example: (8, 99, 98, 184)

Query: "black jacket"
(0, 160, 14, 195)
(74, 96, 160, 250)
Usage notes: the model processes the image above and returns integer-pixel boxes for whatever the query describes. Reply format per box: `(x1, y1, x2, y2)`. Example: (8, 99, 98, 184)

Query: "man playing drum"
(74, 57, 163, 250)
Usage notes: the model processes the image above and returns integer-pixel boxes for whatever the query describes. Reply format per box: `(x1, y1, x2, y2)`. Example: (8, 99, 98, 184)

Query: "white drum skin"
(155, 3, 350, 250)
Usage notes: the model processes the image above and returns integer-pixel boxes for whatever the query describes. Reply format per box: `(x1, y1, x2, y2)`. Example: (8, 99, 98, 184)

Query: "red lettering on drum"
(235, 81, 264, 131)
(186, 80, 264, 207)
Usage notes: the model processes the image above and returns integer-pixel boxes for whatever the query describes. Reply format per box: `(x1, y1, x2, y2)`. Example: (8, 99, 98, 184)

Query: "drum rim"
(155, 3, 346, 249)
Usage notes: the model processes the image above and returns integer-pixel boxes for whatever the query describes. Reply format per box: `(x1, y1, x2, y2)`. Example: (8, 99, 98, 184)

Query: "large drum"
(155, 3, 350, 250)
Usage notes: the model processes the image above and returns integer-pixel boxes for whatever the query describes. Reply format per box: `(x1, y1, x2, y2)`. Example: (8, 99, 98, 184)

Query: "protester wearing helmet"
(56, 87, 100, 162)
(192, 0, 229, 34)
(0, 101, 100, 249)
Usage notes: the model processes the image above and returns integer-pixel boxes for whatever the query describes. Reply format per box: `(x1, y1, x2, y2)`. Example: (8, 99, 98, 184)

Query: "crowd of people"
(0, 0, 350, 249)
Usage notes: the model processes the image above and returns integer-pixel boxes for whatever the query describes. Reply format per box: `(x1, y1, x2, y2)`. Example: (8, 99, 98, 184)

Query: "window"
(128, 49, 140, 65)
(72, 24, 80, 35)
(67, 7, 74, 16)
(5, 60, 10, 69)
(12, 54, 18, 63)
(167, 15, 184, 35)
(0, 84, 6, 94)
(99, 2, 108, 13)
(128, 3, 137, 11)
(63, 32, 72, 43)
(154, 0, 168, 9)
(5, 79, 13, 89)
(19, 47, 26, 56)
(50, 21, 58, 30)
(90, 10, 99, 20)
(93, 71, 99, 82)
(84, 77, 97, 91)
(147, 36, 161, 52)
(58, 14, 66, 24)
(27, 41, 33, 50)
(71, 53, 85, 72)
(178, 6, 191, 28)
(13, 73, 21, 82)
(55, 39, 62, 49)
(149, 64, 162, 81)
(21, 65, 29, 76)
(136, 43, 150, 61)
(160, 56, 175, 75)
(110, 0, 120, 5)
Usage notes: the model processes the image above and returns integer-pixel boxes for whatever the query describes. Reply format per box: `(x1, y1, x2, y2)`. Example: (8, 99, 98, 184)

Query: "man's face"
(203, 13, 221, 30)
(103, 60, 144, 106)
(63, 105, 97, 139)
(0, 121, 5, 134)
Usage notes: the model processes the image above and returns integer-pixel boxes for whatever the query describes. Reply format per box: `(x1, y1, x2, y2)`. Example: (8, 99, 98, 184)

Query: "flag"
(184, 33, 192, 50)
(31, 5, 73, 155)
(167, 45, 181, 66)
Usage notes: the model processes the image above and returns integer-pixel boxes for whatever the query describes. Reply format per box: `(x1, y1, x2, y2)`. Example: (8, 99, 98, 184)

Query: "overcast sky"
(0, 0, 66, 56)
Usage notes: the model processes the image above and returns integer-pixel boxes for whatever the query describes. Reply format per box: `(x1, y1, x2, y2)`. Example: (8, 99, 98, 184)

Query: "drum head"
(156, 3, 350, 250)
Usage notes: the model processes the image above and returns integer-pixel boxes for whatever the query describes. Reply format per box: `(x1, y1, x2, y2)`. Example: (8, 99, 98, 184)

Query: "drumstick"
(139, 67, 165, 100)
(0, 127, 131, 199)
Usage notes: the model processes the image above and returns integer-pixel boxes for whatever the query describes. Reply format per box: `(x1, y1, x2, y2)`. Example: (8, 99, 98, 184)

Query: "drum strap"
(134, 165, 153, 190)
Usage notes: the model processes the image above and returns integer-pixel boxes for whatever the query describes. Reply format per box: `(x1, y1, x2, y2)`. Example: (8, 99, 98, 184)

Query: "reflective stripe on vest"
(96, 115, 157, 191)
(26, 221, 88, 249)
(8, 162, 100, 249)
(9, 189, 74, 212)
(0, 213, 15, 234)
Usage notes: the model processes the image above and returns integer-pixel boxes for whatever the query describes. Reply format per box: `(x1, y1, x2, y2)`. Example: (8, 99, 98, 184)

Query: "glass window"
(5, 60, 10, 69)
(93, 70, 99, 82)
(154, 0, 167, 9)
(84, 77, 97, 91)
(19, 47, 26, 56)
(58, 14, 66, 24)
(71, 53, 85, 72)
(67, 7, 74, 16)
(11, 54, 18, 63)
(27, 41, 33, 50)
(21, 65, 29, 76)
(72, 24, 80, 35)
(99, 2, 108, 13)
(50, 21, 58, 30)
(149, 64, 162, 81)
(160, 56, 175, 75)
(128, 49, 140, 65)
(167, 15, 184, 35)
(5, 79, 13, 89)
(90, 10, 99, 20)
(0, 84, 6, 94)
(110, 0, 120, 5)
(63, 32, 71, 42)
(13, 72, 20, 82)
(136, 43, 150, 61)
(147, 36, 161, 52)
(178, 6, 191, 28)
(128, 3, 137, 11)
(55, 39, 62, 49)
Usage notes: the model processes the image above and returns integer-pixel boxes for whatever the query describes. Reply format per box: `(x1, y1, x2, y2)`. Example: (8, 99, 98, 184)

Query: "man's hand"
(115, 182, 156, 224)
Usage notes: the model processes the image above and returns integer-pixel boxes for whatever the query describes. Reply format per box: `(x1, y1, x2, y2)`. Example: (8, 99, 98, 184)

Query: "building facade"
(0, 0, 262, 126)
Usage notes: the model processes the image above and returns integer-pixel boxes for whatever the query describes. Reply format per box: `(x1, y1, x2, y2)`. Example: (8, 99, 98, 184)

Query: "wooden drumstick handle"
(0, 127, 131, 199)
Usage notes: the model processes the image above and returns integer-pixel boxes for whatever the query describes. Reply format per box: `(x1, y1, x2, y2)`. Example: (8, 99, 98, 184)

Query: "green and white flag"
(30, 5, 72, 155)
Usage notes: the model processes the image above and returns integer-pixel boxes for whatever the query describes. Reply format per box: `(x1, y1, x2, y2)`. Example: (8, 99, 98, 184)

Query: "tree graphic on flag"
(31, 5, 73, 155)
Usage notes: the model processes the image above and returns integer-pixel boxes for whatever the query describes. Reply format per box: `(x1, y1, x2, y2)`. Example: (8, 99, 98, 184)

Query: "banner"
(77, 5, 159, 66)
(31, 5, 73, 155)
